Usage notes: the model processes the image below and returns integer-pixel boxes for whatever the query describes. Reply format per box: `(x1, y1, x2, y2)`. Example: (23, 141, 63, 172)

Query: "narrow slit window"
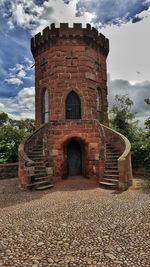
(96, 88, 102, 121)
(42, 89, 49, 123)
(66, 91, 81, 119)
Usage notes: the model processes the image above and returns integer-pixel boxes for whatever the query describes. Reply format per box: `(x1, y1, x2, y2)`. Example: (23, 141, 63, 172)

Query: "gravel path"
(0, 177, 150, 267)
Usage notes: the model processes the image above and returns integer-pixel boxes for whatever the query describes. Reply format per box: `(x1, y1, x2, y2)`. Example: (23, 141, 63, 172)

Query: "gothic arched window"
(96, 88, 102, 121)
(42, 88, 49, 123)
(66, 91, 81, 119)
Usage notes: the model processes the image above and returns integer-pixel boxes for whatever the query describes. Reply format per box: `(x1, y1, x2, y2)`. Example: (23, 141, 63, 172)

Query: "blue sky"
(0, 0, 150, 124)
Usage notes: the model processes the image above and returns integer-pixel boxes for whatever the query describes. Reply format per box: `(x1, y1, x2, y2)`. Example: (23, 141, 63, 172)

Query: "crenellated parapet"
(31, 23, 109, 57)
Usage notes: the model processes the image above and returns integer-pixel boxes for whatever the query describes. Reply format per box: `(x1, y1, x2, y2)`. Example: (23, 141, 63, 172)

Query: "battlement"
(31, 23, 109, 57)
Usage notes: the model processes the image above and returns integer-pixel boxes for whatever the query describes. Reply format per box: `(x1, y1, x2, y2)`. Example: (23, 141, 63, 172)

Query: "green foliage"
(0, 112, 9, 126)
(0, 113, 34, 163)
(145, 117, 150, 130)
(131, 127, 150, 169)
(109, 95, 150, 169)
(110, 94, 137, 141)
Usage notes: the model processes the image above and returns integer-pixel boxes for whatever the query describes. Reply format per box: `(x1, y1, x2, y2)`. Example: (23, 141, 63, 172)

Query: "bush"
(0, 113, 34, 163)
(109, 95, 150, 170)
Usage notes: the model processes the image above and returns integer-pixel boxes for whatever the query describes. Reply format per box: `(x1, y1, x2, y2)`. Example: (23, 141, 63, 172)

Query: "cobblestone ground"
(0, 177, 150, 267)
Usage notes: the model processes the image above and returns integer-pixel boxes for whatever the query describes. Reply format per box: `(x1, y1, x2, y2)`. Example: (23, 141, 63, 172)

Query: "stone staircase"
(26, 143, 54, 191)
(99, 143, 120, 189)
(19, 121, 132, 191)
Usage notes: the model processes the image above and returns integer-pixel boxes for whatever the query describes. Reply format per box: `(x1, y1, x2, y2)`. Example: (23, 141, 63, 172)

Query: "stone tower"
(31, 23, 109, 127)
(19, 23, 132, 190)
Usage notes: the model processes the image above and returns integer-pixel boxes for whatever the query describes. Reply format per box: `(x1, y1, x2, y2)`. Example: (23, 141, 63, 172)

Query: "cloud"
(0, 87, 35, 120)
(4, 77, 23, 85)
(132, 16, 143, 23)
(0, 103, 4, 109)
(0, 0, 44, 32)
(108, 77, 150, 126)
(76, 0, 150, 26)
(0, 0, 55, 35)
(63, 0, 72, 4)
(1, 0, 150, 36)
(4, 59, 34, 86)
(0, 0, 90, 35)
(101, 12, 150, 83)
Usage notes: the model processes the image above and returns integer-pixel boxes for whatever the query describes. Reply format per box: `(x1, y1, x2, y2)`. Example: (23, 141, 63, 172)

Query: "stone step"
(34, 169, 47, 174)
(106, 152, 120, 156)
(104, 170, 118, 174)
(31, 172, 47, 178)
(106, 160, 118, 164)
(29, 155, 44, 159)
(28, 155, 44, 159)
(34, 169, 46, 174)
(106, 144, 113, 147)
(32, 147, 43, 151)
(106, 150, 120, 153)
(28, 150, 43, 156)
(105, 162, 118, 165)
(106, 145, 120, 153)
(101, 178, 118, 184)
(105, 165, 118, 169)
(33, 162, 46, 166)
(29, 158, 45, 162)
(106, 155, 119, 159)
(99, 181, 117, 189)
(35, 166, 46, 170)
(27, 179, 50, 188)
(106, 157, 118, 161)
(103, 174, 119, 179)
(33, 176, 48, 182)
(36, 184, 54, 191)
(29, 151, 43, 155)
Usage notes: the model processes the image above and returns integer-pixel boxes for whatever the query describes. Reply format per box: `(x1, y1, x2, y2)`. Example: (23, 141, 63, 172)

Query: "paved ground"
(0, 177, 150, 267)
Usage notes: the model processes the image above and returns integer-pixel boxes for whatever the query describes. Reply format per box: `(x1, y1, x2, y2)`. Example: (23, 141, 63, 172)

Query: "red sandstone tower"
(19, 23, 132, 190)
(32, 23, 109, 127)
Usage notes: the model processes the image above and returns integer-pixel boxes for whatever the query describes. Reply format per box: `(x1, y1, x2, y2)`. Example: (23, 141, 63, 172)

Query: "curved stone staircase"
(19, 124, 54, 191)
(99, 143, 120, 189)
(98, 123, 132, 190)
(18, 120, 132, 191)
(27, 141, 54, 190)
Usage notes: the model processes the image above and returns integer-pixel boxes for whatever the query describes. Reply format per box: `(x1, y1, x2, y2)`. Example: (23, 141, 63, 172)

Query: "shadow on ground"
(0, 177, 99, 208)
(0, 176, 149, 208)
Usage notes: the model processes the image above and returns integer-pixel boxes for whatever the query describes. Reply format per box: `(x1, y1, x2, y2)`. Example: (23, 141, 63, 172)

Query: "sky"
(0, 0, 150, 126)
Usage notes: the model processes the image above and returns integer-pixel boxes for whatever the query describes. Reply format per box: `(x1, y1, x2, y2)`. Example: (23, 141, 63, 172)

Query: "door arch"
(67, 140, 82, 176)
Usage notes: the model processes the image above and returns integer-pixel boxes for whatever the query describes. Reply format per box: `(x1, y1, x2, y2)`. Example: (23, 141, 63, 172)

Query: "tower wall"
(31, 23, 109, 128)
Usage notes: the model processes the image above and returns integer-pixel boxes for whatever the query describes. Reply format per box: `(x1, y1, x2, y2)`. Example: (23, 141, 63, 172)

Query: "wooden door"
(67, 140, 82, 176)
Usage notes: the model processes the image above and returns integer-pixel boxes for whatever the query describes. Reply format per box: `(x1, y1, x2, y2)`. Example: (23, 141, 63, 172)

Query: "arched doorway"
(67, 140, 82, 176)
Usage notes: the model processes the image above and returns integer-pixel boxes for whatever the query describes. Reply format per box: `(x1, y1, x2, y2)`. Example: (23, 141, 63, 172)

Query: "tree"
(144, 98, 150, 130)
(0, 112, 9, 126)
(145, 117, 150, 130)
(109, 94, 137, 141)
(0, 113, 34, 163)
(109, 95, 150, 169)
